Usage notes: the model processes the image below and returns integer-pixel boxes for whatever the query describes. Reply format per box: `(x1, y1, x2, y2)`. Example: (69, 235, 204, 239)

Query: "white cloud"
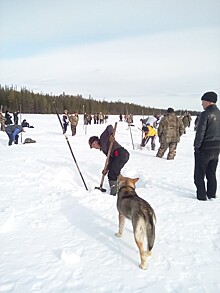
(1, 28, 220, 110)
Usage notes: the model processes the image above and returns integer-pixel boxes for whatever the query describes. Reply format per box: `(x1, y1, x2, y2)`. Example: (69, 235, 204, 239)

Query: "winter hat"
(89, 136, 99, 148)
(167, 107, 174, 113)
(201, 91, 217, 103)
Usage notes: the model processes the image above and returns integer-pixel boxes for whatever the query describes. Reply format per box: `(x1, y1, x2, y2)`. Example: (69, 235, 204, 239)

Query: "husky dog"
(115, 174, 156, 270)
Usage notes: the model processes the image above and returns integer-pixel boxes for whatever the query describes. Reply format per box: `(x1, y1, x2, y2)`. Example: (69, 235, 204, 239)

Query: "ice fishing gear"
(95, 122, 117, 192)
(52, 102, 88, 191)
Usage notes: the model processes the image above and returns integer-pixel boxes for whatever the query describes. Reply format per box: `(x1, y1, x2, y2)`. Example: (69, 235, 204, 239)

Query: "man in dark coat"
(194, 91, 220, 200)
(13, 111, 19, 124)
(89, 125, 130, 195)
(4, 111, 13, 125)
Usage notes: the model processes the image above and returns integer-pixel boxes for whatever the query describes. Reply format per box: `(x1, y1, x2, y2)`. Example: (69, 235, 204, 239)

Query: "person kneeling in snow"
(5, 124, 24, 146)
(89, 125, 130, 195)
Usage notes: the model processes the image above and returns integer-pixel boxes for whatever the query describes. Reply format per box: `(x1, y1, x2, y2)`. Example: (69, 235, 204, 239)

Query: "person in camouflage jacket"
(156, 108, 185, 160)
(69, 111, 79, 136)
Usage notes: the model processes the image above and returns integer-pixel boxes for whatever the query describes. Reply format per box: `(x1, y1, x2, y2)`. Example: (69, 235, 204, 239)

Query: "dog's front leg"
(115, 212, 125, 237)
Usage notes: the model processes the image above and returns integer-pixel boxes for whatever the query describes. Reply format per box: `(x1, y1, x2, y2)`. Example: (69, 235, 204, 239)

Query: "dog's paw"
(115, 232, 123, 237)
(139, 263, 147, 270)
(145, 251, 152, 257)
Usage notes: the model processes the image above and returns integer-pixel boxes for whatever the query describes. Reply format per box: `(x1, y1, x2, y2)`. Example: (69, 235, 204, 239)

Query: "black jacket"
(99, 125, 122, 156)
(194, 105, 220, 153)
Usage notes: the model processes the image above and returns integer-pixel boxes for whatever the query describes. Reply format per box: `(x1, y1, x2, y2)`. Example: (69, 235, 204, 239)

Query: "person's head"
(201, 91, 218, 109)
(64, 110, 68, 114)
(167, 107, 174, 114)
(89, 136, 100, 149)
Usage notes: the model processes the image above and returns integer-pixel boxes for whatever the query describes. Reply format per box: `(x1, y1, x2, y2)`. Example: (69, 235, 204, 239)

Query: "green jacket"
(158, 113, 184, 143)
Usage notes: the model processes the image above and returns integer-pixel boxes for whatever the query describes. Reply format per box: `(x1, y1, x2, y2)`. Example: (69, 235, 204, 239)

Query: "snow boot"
(109, 180, 117, 196)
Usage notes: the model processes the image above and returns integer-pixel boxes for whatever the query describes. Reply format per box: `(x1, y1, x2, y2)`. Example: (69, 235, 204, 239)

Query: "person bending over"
(89, 125, 130, 195)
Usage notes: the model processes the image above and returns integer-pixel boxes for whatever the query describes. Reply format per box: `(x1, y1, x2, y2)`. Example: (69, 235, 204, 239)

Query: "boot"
(109, 180, 117, 196)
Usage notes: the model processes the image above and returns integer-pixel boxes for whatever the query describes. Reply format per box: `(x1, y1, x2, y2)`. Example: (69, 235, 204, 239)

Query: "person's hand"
(109, 134, 115, 143)
(102, 169, 108, 175)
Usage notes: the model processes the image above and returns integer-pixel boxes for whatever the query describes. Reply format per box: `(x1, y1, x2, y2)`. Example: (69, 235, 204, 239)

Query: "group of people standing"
(0, 110, 25, 145)
(0, 109, 34, 146)
(62, 110, 79, 136)
(140, 109, 192, 160)
(88, 91, 219, 202)
(84, 112, 109, 125)
(1, 91, 219, 201)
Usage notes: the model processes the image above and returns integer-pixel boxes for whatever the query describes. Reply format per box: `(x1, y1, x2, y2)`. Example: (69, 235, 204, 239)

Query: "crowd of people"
(88, 91, 219, 201)
(0, 109, 33, 146)
(1, 91, 219, 201)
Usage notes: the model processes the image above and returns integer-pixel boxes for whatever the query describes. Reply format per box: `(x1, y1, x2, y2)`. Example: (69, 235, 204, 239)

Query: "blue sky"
(0, 0, 220, 111)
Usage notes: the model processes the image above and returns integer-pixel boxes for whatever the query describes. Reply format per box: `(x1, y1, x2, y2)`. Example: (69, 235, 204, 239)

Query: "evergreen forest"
(0, 85, 199, 116)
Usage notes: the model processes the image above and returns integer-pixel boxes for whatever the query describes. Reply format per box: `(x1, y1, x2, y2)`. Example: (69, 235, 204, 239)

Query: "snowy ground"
(0, 114, 220, 293)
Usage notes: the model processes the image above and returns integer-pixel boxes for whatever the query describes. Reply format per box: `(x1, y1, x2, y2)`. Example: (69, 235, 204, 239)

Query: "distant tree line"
(0, 85, 199, 116)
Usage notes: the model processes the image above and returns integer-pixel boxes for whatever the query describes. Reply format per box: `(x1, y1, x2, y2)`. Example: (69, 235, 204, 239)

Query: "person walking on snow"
(156, 107, 184, 160)
(89, 125, 130, 195)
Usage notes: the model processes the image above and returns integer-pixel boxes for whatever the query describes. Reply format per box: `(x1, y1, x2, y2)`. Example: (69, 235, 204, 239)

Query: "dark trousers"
(6, 133, 14, 145)
(71, 125, 77, 136)
(194, 151, 219, 200)
(141, 136, 156, 150)
(63, 123, 68, 134)
(6, 133, 19, 145)
(108, 148, 130, 181)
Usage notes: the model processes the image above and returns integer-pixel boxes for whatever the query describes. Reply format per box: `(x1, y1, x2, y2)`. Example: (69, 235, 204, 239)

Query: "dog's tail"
(146, 212, 156, 252)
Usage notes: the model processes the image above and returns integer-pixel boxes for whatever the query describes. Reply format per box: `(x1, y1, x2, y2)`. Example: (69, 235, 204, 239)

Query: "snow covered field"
(0, 114, 220, 293)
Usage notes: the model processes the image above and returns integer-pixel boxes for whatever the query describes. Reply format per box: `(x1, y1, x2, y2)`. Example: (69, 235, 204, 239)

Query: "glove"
(109, 134, 115, 143)
(102, 169, 108, 176)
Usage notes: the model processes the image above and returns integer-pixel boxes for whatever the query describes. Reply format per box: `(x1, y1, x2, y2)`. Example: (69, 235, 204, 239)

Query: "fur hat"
(88, 136, 99, 148)
(201, 92, 217, 103)
(167, 107, 174, 113)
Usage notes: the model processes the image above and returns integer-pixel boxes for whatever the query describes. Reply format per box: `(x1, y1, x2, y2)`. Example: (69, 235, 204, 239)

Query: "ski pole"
(129, 124, 135, 150)
(19, 102, 22, 143)
(52, 102, 88, 191)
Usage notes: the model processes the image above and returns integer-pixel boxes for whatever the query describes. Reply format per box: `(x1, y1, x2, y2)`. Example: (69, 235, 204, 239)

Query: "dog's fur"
(115, 174, 156, 270)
